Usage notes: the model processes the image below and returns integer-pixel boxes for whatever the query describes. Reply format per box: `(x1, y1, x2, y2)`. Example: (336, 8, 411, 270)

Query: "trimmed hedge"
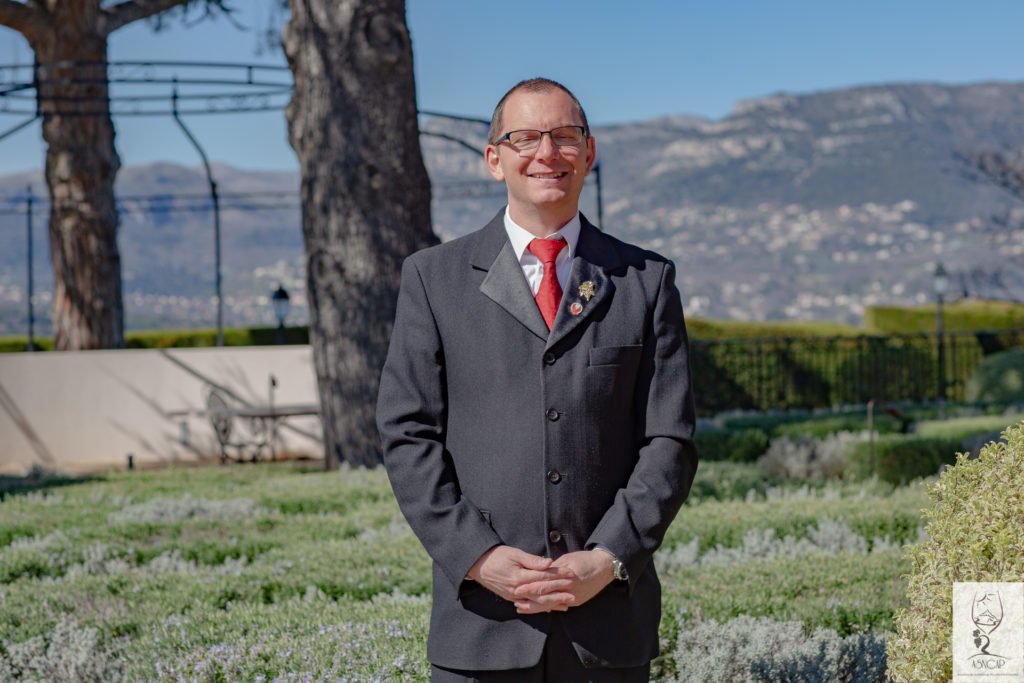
(0, 326, 310, 352)
(775, 413, 903, 439)
(964, 348, 1024, 404)
(865, 300, 1024, 334)
(845, 435, 962, 484)
(3, 319, 858, 354)
(912, 413, 1024, 440)
(686, 318, 861, 340)
(694, 428, 770, 462)
(684, 462, 784, 503)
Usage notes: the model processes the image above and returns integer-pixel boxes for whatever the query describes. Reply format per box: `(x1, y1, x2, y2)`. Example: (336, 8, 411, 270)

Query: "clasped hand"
(466, 545, 615, 614)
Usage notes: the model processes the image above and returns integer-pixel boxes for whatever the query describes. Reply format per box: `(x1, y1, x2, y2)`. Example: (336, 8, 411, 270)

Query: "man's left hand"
(512, 550, 615, 612)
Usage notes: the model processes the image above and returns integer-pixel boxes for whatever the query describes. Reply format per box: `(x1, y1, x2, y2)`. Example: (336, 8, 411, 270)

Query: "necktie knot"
(528, 237, 566, 266)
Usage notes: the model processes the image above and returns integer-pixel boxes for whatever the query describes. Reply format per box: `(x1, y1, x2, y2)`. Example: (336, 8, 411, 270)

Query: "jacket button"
(543, 352, 556, 365)
(548, 530, 562, 543)
(546, 408, 559, 421)
(547, 470, 562, 484)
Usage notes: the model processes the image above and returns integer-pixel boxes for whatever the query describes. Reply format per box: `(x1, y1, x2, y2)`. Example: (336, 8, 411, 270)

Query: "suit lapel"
(472, 212, 621, 347)
(546, 217, 620, 350)
(473, 213, 551, 342)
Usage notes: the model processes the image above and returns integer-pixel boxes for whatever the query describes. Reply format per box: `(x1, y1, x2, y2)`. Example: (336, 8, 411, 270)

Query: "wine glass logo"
(972, 590, 1004, 656)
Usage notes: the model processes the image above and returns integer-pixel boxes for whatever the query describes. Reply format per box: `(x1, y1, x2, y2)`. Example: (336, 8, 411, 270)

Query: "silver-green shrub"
(0, 615, 124, 682)
(887, 422, 1024, 681)
(748, 630, 888, 682)
(758, 431, 868, 479)
(655, 517, 912, 572)
(107, 493, 262, 524)
(668, 614, 887, 682)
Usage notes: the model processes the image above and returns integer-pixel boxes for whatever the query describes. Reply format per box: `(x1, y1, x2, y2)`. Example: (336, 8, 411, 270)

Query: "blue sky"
(2, 0, 1024, 175)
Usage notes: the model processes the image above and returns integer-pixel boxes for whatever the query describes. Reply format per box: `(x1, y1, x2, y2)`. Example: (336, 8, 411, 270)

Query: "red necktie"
(528, 237, 566, 330)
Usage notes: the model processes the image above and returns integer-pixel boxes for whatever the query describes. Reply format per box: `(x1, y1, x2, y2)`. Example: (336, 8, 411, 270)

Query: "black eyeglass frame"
(493, 125, 589, 149)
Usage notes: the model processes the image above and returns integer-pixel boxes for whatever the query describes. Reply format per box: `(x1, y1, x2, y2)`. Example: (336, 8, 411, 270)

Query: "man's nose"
(533, 132, 559, 159)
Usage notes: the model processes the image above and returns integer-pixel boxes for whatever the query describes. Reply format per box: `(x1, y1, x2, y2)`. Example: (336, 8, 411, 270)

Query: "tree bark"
(283, 0, 437, 468)
(1, 0, 198, 349)
(33, 9, 124, 349)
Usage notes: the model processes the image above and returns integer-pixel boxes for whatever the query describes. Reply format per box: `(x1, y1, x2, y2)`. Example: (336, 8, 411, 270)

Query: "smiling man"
(377, 78, 698, 681)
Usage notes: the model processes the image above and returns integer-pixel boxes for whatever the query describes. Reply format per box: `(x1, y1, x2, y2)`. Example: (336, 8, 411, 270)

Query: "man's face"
(485, 89, 596, 224)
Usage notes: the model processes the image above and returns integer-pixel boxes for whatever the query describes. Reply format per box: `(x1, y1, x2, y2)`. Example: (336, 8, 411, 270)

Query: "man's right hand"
(466, 545, 572, 613)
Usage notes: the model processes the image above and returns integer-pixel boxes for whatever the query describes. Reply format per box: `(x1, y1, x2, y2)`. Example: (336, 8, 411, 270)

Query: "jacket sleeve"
(377, 256, 503, 592)
(585, 260, 699, 589)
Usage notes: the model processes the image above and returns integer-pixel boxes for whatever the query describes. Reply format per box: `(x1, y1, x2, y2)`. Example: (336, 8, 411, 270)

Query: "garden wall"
(0, 346, 323, 474)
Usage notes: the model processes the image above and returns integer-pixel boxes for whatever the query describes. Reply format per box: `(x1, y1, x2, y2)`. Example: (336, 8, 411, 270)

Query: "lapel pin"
(578, 281, 596, 302)
(569, 302, 583, 315)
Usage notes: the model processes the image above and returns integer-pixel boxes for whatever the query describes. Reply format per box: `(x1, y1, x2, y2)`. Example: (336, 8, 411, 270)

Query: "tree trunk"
(29, 5, 124, 350)
(284, 0, 437, 468)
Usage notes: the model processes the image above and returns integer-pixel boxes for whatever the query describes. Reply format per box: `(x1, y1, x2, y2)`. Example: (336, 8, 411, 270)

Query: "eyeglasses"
(494, 126, 587, 151)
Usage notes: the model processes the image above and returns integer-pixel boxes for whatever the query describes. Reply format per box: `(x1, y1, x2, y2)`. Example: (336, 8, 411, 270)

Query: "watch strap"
(593, 545, 628, 581)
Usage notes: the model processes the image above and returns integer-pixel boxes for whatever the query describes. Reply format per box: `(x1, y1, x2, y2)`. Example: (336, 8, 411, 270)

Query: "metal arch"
(0, 113, 40, 143)
(170, 81, 224, 346)
(418, 110, 490, 126)
(0, 60, 294, 117)
(421, 131, 483, 157)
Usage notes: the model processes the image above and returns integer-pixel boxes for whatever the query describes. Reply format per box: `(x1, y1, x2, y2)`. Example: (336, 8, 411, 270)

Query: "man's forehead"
(502, 89, 583, 126)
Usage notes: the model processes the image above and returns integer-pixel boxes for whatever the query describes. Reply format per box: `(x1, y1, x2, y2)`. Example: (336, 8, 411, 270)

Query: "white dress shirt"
(502, 207, 581, 296)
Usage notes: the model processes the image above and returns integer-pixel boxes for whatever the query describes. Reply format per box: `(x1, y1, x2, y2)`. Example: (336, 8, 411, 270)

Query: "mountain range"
(2, 80, 1024, 335)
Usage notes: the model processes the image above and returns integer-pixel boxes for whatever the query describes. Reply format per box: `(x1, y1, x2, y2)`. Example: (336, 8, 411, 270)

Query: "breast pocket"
(588, 344, 643, 368)
(587, 345, 643, 398)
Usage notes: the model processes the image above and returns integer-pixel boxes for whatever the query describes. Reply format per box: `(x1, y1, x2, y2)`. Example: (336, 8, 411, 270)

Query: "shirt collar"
(503, 207, 581, 262)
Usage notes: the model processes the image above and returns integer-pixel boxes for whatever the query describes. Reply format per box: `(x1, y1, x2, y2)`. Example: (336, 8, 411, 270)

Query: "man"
(377, 78, 697, 681)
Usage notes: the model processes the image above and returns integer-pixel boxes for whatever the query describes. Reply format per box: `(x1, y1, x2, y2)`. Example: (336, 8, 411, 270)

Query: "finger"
(513, 579, 575, 599)
(512, 568, 565, 587)
(517, 591, 574, 612)
(515, 603, 569, 614)
(507, 548, 553, 571)
(514, 599, 545, 614)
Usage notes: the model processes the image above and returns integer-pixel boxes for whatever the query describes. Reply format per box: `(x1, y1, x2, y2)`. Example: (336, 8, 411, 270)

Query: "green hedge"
(0, 326, 310, 352)
(865, 300, 1024, 334)
(686, 318, 861, 340)
(964, 348, 1024, 404)
(912, 413, 1024, 440)
(694, 428, 770, 462)
(845, 435, 962, 484)
(684, 462, 784, 502)
(692, 330, 1024, 413)
(3, 318, 858, 353)
(774, 413, 904, 439)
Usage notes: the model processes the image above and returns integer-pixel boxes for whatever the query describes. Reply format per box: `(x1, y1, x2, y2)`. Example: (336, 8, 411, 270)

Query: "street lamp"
(271, 284, 290, 345)
(933, 263, 948, 400)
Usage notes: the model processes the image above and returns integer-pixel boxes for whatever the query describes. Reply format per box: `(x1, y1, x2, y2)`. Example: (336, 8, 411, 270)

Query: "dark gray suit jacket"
(377, 211, 698, 671)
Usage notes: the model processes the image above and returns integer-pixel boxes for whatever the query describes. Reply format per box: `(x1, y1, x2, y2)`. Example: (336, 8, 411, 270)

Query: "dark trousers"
(430, 620, 650, 683)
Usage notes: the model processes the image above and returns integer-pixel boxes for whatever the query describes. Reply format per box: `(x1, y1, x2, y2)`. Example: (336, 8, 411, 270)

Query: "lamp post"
(933, 263, 948, 400)
(271, 284, 290, 345)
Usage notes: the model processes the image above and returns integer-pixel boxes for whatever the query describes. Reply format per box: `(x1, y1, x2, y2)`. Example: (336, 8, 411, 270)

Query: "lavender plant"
(668, 614, 887, 682)
(0, 615, 125, 682)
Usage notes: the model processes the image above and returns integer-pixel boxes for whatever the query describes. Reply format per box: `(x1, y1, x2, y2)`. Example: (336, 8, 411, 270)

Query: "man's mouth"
(528, 172, 567, 179)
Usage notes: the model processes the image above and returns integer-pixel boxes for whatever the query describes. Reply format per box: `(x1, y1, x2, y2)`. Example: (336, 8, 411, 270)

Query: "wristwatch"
(594, 545, 628, 581)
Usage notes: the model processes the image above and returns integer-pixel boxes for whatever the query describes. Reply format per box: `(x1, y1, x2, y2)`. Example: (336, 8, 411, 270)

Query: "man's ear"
(584, 137, 597, 175)
(485, 145, 505, 181)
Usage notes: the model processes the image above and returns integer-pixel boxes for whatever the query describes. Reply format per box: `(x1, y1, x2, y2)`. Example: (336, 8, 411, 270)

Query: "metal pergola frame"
(0, 60, 604, 346)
